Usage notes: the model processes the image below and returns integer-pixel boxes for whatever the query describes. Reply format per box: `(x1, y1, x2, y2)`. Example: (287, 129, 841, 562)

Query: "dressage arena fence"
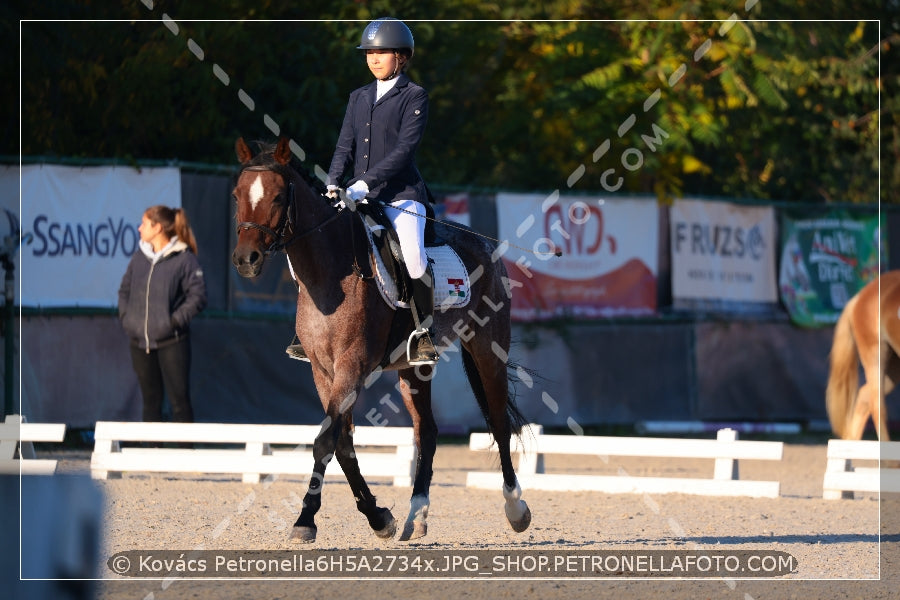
(822, 439, 900, 499)
(8, 417, 900, 499)
(89, 421, 416, 485)
(468, 426, 785, 498)
(0, 414, 67, 475)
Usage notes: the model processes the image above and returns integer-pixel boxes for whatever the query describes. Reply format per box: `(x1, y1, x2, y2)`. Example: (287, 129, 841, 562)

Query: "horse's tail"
(461, 347, 530, 439)
(826, 293, 860, 439)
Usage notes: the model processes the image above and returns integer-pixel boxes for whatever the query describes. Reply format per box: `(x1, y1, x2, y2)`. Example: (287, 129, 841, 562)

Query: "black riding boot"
(409, 265, 438, 366)
(285, 341, 309, 362)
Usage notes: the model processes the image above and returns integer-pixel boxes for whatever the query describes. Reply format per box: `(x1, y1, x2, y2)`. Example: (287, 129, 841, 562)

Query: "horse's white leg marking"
(503, 480, 527, 521)
(406, 494, 429, 524)
(399, 494, 429, 540)
(249, 174, 264, 210)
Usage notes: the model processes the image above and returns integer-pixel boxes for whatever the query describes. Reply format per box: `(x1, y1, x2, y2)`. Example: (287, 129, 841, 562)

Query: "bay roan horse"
(826, 271, 900, 441)
(230, 137, 531, 542)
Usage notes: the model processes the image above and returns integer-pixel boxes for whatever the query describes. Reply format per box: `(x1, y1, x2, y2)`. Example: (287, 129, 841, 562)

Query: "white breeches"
(384, 199, 428, 280)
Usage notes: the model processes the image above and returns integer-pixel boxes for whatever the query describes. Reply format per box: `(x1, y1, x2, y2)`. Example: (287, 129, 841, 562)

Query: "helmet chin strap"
(378, 52, 403, 80)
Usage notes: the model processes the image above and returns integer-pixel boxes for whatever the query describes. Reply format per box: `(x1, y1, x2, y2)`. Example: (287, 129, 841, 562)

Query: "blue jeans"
(129, 337, 194, 423)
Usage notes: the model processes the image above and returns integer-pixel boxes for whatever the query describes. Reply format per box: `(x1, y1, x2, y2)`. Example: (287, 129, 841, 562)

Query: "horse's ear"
(273, 137, 291, 165)
(235, 137, 253, 164)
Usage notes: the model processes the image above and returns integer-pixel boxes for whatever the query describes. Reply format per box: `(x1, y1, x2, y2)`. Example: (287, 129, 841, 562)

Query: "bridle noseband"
(235, 165, 345, 256)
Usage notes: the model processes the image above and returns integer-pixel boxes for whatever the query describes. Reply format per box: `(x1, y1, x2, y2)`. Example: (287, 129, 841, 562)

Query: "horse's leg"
(290, 410, 340, 543)
(880, 351, 899, 470)
(846, 337, 885, 441)
(333, 412, 397, 538)
(396, 366, 437, 541)
(461, 344, 531, 533)
(876, 346, 900, 442)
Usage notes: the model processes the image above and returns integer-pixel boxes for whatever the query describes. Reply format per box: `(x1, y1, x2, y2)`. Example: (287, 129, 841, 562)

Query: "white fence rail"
(0, 414, 67, 475)
(90, 421, 416, 485)
(467, 426, 784, 498)
(822, 439, 900, 499)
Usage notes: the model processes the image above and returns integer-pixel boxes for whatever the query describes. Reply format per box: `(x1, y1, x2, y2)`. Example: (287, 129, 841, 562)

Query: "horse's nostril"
(232, 250, 262, 268)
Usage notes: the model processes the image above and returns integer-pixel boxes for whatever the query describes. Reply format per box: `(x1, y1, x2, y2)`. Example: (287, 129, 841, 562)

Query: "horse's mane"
(243, 140, 327, 195)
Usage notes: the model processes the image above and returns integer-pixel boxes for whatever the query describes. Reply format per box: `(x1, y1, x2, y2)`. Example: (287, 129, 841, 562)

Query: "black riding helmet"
(357, 17, 414, 57)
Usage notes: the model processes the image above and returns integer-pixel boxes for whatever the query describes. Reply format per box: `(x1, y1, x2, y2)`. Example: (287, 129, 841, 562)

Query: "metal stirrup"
(406, 327, 431, 363)
(406, 292, 435, 363)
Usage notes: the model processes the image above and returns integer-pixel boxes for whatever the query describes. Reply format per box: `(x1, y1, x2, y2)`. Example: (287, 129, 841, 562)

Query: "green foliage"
(6, 0, 894, 204)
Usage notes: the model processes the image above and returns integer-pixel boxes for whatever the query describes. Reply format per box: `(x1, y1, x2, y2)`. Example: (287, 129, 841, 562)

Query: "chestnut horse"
(826, 271, 900, 440)
(230, 137, 531, 542)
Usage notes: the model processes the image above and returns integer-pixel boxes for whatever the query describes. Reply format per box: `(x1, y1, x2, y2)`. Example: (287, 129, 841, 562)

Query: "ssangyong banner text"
(20, 164, 181, 307)
(496, 192, 658, 321)
(669, 199, 777, 306)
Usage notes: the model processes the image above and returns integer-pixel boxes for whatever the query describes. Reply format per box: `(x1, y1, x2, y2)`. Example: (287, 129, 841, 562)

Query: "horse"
(230, 137, 532, 542)
(825, 271, 900, 441)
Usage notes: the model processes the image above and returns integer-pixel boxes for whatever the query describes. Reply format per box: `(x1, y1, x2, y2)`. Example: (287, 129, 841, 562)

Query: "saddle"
(357, 201, 444, 305)
(351, 201, 470, 368)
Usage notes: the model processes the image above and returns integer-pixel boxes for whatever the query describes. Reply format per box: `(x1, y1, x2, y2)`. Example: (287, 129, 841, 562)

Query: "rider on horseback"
(287, 17, 438, 366)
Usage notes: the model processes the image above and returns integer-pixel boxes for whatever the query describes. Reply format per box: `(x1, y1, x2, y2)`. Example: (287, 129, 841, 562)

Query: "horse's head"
(231, 137, 295, 278)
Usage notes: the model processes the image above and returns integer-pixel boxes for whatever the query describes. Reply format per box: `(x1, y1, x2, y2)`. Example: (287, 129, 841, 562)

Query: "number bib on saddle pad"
(364, 222, 471, 311)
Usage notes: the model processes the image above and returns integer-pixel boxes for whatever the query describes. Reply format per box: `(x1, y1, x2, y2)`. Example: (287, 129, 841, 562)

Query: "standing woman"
(287, 16, 438, 365)
(118, 205, 207, 423)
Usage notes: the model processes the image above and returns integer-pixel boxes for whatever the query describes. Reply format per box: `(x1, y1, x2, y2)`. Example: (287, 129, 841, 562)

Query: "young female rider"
(287, 17, 438, 366)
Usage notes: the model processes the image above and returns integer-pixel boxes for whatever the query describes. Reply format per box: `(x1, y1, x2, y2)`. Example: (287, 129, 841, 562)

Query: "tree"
(7, 0, 894, 203)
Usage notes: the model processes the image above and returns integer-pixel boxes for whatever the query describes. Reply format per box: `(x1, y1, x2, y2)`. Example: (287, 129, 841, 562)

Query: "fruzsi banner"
(669, 199, 777, 308)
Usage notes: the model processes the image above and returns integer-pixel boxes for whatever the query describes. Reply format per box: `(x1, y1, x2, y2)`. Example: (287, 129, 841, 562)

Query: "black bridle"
(235, 165, 345, 256)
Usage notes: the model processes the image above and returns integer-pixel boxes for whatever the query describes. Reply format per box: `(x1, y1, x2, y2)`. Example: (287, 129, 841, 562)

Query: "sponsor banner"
(20, 164, 181, 307)
(496, 192, 658, 321)
(778, 210, 881, 327)
(437, 192, 470, 227)
(670, 199, 777, 305)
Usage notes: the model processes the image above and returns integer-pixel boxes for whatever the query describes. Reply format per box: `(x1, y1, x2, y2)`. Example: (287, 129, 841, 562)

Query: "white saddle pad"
(365, 224, 471, 310)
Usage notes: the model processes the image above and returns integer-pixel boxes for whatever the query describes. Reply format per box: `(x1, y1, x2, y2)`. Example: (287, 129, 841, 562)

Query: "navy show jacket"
(326, 74, 429, 205)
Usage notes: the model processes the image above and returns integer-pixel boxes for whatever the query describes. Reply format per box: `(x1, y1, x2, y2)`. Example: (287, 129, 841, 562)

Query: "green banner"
(778, 210, 882, 327)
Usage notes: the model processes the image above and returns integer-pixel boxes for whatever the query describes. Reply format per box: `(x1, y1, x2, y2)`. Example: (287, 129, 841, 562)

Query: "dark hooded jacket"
(118, 239, 207, 351)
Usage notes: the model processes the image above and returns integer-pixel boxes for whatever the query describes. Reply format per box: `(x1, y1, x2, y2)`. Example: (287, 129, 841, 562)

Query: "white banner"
(497, 192, 658, 320)
(669, 199, 777, 303)
(20, 164, 181, 307)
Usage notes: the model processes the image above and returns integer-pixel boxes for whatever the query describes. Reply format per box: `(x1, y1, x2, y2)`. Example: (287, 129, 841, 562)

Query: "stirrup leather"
(407, 263, 438, 365)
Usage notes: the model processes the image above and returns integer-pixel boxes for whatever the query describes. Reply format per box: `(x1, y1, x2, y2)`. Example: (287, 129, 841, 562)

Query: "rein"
(381, 202, 564, 259)
(235, 166, 346, 256)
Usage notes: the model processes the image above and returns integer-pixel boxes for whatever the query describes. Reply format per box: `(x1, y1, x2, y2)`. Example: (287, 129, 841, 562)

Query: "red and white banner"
(440, 192, 470, 227)
(18, 164, 181, 307)
(669, 199, 777, 304)
(496, 192, 658, 321)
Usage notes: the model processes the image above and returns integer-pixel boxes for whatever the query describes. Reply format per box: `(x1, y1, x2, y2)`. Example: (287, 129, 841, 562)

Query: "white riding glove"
(347, 180, 369, 202)
(325, 184, 339, 199)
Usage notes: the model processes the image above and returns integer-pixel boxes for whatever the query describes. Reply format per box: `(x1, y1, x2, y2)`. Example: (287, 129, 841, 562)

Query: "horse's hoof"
(398, 519, 427, 541)
(374, 509, 397, 539)
(290, 526, 317, 543)
(506, 503, 532, 533)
